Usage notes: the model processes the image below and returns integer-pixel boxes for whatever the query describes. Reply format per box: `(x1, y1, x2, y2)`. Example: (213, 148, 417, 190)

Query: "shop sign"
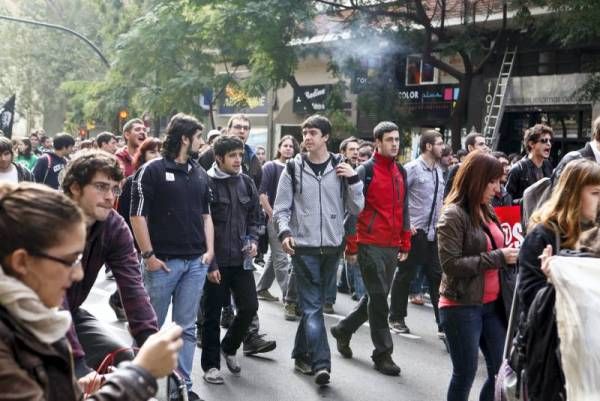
(293, 84, 332, 113)
(483, 74, 590, 108)
(398, 86, 458, 102)
(218, 85, 268, 115)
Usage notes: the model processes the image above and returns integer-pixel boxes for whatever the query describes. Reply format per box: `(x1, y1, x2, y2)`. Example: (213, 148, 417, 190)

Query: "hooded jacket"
(273, 153, 364, 250)
(207, 164, 260, 271)
(199, 143, 262, 189)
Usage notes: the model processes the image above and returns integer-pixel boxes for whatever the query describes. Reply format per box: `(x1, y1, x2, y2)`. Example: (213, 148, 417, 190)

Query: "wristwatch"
(141, 250, 155, 259)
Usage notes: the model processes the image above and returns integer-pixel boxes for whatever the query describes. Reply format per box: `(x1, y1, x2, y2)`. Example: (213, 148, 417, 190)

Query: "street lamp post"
(0, 14, 110, 68)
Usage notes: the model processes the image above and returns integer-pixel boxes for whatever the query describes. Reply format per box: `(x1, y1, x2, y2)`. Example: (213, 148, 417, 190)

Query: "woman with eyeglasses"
(0, 182, 183, 401)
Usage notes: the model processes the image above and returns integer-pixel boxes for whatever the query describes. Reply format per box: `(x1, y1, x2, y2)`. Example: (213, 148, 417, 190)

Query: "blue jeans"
(291, 252, 339, 371)
(409, 265, 426, 295)
(439, 302, 506, 401)
(324, 258, 340, 305)
(345, 259, 365, 299)
(143, 257, 208, 389)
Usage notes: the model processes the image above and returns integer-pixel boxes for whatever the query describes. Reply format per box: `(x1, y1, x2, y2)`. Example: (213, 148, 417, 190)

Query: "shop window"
(516, 49, 582, 76)
(581, 50, 600, 72)
(406, 55, 438, 85)
(538, 52, 555, 75)
(549, 112, 579, 138)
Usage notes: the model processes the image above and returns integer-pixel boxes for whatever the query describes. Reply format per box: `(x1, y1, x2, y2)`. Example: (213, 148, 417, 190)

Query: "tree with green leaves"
(314, 0, 520, 150)
(0, 0, 110, 134)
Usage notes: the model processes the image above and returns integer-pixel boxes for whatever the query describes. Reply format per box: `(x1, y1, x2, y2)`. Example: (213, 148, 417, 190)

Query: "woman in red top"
(436, 151, 519, 401)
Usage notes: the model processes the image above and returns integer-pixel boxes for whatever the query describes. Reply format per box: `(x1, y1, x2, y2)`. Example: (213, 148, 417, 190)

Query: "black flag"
(0, 95, 15, 138)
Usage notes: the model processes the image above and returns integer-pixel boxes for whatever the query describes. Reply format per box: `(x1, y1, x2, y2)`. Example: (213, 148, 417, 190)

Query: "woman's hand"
(133, 325, 183, 378)
(500, 247, 519, 264)
(78, 371, 104, 395)
(539, 244, 554, 280)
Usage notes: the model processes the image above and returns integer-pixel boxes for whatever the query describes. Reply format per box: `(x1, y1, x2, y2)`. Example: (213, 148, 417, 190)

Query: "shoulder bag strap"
(425, 167, 439, 233)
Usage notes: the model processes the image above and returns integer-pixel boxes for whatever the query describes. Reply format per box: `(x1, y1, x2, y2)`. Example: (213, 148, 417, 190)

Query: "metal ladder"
(483, 45, 517, 150)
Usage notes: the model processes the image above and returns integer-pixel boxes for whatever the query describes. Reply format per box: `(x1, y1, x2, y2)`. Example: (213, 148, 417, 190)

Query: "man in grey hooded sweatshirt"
(201, 135, 262, 385)
(273, 114, 364, 386)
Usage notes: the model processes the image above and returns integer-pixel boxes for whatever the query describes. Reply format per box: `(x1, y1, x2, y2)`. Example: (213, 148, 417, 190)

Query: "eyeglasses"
(28, 250, 83, 269)
(232, 124, 250, 131)
(92, 181, 122, 197)
(538, 138, 552, 144)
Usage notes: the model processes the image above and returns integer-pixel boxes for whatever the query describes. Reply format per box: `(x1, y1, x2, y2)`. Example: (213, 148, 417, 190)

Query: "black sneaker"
(330, 325, 352, 358)
(187, 390, 204, 401)
(373, 355, 401, 376)
(220, 306, 235, 329)
(108, 293, 127, 321)
(315, 369, 330, 386)
(389, 318, 410, 334)
(243, 334, 276, 355)
(323, 303, 335, 314)
(294, 358, 313, 375)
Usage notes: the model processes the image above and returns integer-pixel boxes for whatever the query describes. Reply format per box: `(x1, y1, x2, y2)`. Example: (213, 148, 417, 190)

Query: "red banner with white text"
(494, 205, 523, 248)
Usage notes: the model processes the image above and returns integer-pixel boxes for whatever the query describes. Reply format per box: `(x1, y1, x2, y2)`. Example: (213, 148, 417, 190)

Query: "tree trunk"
(449, 74, 472, 151)
(153, 112, 160, 137)
(209, 101, 216, 129)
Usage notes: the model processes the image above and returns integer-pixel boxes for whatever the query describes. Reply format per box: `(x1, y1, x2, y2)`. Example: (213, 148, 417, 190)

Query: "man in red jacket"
(330, 121, 411, 376)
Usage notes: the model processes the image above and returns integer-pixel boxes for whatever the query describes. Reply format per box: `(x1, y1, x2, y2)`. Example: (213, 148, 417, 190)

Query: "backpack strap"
(286, 159, 296, 195)
(361, 158, 375, 197)
(41, 154, 53, 184)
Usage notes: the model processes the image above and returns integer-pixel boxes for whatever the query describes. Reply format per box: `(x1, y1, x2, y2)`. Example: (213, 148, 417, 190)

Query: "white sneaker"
(222, 350, 241, 375)
(203, 367, 224, 384)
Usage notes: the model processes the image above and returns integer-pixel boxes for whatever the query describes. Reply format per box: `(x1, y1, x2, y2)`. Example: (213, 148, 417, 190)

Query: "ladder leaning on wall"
(483, 45, 518, 150)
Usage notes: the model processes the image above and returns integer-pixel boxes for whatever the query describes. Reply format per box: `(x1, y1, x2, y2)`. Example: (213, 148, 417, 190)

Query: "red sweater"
(357, 152, 411, 252)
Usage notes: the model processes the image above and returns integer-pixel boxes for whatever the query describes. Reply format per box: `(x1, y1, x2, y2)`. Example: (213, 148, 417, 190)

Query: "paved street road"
(83, 268, 487, 401)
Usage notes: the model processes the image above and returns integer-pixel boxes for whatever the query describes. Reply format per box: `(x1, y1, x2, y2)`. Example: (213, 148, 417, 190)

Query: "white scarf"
(0, 264, 71, 344)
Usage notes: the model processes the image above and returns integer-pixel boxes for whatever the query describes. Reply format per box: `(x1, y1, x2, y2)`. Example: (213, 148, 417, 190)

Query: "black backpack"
(522, 284, 566, 401)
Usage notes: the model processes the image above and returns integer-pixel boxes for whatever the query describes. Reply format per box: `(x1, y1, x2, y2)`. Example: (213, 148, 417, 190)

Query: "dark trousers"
(201, 266, 258, 371)
(389, 231, 442, 328)
(439, 302, 506, 401)
(336, 244, 398, 361)
(73, 308, 134, 377)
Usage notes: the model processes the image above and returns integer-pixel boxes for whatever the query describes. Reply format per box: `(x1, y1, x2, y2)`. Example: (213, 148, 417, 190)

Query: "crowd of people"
(0, 112, 599, 401)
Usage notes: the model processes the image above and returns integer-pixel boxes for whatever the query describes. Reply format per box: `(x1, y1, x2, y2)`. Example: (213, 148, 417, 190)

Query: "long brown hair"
(530, 159, 600, 249)
(445, 151, 504, 227)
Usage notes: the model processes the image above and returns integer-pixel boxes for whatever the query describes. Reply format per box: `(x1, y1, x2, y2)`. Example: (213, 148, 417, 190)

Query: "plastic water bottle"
(242, 236, 255, 271)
